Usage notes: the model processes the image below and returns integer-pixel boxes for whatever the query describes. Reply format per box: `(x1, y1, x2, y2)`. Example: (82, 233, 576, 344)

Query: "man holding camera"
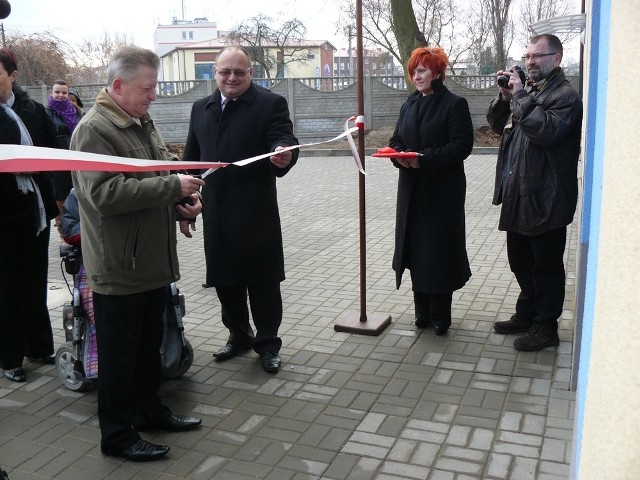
(486, 34, 583, 351)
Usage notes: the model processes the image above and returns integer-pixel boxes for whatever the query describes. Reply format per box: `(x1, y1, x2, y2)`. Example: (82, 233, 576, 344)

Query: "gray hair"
(106, 46, 160, 84)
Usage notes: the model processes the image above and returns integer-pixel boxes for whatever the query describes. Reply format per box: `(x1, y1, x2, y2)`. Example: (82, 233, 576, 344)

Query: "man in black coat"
(486, 34, 583, 351)
(183, 46, 298, 373)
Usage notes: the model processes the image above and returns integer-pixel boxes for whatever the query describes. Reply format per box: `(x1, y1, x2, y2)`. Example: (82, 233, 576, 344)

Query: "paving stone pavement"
(0, 153, 576, 479)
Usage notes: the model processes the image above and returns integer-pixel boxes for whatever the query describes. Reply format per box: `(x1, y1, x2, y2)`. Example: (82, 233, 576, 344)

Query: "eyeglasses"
(215, 67, 251, 78)
(521, 52, 557, 61)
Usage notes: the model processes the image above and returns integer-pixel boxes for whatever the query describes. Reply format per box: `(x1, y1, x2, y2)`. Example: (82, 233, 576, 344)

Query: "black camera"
(497, 66, 526, 88)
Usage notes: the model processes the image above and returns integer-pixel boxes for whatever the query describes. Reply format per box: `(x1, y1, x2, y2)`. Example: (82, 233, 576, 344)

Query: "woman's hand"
(396, 157, 420, 169)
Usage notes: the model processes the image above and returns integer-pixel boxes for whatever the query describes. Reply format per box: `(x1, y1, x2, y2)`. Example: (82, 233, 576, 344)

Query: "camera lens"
(497, 75, 509, 88)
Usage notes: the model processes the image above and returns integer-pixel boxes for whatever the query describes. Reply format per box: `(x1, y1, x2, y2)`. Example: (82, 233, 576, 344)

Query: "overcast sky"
(3, 0, 346, 49)
(3, 0, 583, 63)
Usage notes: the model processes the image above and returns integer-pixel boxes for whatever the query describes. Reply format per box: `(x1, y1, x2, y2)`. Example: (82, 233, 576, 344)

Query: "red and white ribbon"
(0, 120, 363, 175)
(0, 145, 228, 174)
(344, 116, 366, 175)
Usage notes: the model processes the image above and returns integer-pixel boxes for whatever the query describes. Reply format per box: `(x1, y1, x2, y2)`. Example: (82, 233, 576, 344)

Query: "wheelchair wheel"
(166, 340, 194, 379)
(55, 344, 93, 392)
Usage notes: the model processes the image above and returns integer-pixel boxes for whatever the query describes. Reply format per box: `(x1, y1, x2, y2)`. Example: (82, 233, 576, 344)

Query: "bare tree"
(74, 32, 133, 83)
(462, 1, 494, 74)
(390, 0, 428, 76)
(4, 28, 134, 86)
(227, 15, 310, 79)
(338, 0, 475, 77)
(419, 0, 475, 73)
(518, 0, 578, 48)
(337, 0, 402, 67)
(4, 31, 74, 85)
(485, 0, 515, 72)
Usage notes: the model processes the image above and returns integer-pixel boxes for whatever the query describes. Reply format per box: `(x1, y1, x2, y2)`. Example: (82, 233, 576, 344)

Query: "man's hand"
(496, 66, 524, 101)
(270, 146, 293, 169)
(179, 220, 196, 238)
(176, 193, 202, 219)
(178, 174, 205, 197)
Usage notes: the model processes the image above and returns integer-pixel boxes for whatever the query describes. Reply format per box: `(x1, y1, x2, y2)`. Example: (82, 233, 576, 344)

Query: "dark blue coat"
(389, 79, 473, 292)
(182, 83, 298, 287)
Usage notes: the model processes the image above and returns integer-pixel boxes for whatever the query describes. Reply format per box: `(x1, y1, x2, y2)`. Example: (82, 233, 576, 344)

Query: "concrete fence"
(24, 75, 578, 145)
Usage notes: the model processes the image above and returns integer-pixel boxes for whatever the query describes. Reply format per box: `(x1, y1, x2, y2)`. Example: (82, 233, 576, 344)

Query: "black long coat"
(182, 83, 298, 287)
(389, 79, 473, 293)
(0, 84, 59, 227)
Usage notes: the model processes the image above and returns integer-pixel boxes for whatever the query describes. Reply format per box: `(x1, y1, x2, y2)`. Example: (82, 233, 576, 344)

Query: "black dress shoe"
(157, 414, 202, 432)
(136, 414, 202, 432)
(213, 343, 250, 362)
(103, 439, 170, 462)
(260, 352, 281, 373)
(202, 282, 212, 288)
(4, 368, 26, 382)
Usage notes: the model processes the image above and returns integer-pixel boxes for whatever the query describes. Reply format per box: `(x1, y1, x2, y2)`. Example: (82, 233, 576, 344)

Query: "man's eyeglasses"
(215, 67, 251, 78)
(521, 52, 557, 61)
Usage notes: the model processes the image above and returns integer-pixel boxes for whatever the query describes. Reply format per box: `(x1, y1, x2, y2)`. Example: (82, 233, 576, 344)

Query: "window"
(307, 54, 315, 60)
(195, 63, 215, 80)
(181, 31, 186, 40)
(189, 31, 194, 39)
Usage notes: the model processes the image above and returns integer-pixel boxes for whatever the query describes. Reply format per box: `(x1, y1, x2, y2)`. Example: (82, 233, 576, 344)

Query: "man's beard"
(528, 64, 553, 82)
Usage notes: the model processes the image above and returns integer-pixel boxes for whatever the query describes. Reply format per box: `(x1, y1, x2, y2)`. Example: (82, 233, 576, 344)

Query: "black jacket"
(389, 78, 474, 292)
(182, 82, 298, 287)
(487, 69, 583, 235)
(0, 84, 59, 229)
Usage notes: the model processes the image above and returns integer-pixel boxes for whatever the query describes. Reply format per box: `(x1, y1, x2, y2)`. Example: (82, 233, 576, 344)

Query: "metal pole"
(356, 0, 366, 322)
(333, 0, 391, 335)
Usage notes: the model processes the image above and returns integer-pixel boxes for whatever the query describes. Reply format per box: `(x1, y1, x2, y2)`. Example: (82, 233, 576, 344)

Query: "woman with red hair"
(388, 46, 474, 335)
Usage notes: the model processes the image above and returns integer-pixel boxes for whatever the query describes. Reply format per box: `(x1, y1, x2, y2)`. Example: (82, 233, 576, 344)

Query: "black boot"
(513, 324, 559, 351)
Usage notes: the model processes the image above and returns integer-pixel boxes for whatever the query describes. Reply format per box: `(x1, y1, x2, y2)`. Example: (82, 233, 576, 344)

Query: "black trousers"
(215, 282, 283, 354)
(0, 224, 53, 370)
(413, 291, 453, 329)
(506, 227, 567, 328)
(92, 288, 171, 451)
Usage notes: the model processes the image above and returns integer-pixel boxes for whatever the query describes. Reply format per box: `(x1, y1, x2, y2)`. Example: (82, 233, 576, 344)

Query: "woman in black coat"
(389, 46, 474, 335)
(0, 48, 59, 382)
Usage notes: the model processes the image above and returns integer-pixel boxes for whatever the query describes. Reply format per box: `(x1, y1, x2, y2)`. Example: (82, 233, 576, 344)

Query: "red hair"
(407, 47, 449, 82)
